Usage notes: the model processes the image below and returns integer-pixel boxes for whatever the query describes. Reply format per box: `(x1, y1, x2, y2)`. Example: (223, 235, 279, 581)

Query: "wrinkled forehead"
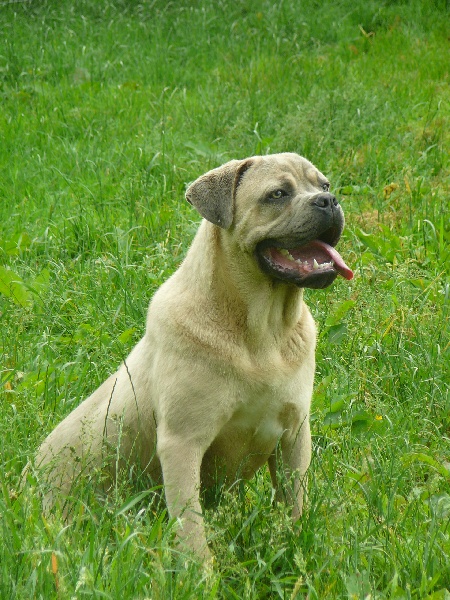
(239, 153, 327, 193)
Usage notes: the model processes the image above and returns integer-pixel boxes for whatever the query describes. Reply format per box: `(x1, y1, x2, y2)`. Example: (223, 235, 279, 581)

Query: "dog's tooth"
(319, 263, 331, 271)
(317, 261, 333, 270)
(313, 259, 319, 270)
(279, 248, 290, 257)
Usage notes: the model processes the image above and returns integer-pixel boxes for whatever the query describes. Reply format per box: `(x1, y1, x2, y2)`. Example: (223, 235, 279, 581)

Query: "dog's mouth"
(256, 236, 354, 289)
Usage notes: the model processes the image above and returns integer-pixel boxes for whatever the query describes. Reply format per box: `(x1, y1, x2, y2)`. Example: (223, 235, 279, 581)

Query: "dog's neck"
(182, 222, 305, 347)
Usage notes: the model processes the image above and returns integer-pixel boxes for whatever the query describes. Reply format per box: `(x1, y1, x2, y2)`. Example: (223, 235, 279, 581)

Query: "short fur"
(36, 153, 347, 561)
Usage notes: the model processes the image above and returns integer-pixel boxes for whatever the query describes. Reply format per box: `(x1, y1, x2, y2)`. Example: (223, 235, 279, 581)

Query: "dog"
(36, 152, 353, 561)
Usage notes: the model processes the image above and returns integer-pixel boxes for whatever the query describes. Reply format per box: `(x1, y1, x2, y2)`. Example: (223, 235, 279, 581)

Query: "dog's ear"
(185, 159, 252, 229)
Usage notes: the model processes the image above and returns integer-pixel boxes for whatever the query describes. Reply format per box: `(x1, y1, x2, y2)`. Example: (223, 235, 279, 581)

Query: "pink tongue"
(310, 240, 354, 280)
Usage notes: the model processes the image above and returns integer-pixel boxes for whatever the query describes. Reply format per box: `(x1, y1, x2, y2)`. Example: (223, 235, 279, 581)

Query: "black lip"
(316, 224, 342, 247)
(256, 224, 342, 255)
(256, 250, 339, 289)
(254, 225, 343, 289)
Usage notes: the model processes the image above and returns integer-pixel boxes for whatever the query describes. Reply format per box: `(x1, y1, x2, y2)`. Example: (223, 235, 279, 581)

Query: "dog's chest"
(232, 386, 301, 444)
(202, 389, 303, 484)
(231, 391, 295, 441)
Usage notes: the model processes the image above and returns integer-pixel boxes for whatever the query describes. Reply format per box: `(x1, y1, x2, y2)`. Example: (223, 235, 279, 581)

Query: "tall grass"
(1, 0, 449, 597)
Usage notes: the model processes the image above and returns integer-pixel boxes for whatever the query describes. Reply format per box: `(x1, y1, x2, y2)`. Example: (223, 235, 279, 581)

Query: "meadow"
(0, 0, 449, 597)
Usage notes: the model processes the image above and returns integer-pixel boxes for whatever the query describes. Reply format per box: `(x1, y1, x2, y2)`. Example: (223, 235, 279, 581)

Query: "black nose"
(312, 193, 339, 209)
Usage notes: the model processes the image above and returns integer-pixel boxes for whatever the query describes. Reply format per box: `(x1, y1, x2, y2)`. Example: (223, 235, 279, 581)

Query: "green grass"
(1, 0, 449, 597)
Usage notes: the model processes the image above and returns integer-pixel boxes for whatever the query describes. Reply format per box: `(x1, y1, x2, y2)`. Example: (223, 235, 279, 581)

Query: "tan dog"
(36, 153, 353, 560)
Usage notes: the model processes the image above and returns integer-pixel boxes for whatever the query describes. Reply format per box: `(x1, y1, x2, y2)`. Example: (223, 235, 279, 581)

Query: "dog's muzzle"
(255, 194, 354, 289)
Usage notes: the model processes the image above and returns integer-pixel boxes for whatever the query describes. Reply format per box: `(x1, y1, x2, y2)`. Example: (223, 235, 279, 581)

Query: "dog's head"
(186, 153, 353, 289)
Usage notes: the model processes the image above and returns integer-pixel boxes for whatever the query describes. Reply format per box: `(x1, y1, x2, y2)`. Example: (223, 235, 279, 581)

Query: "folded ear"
(185, 159, 252, 229)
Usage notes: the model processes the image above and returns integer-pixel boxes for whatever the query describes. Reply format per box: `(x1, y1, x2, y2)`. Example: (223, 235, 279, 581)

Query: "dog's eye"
(322, 183, 330, 192)
(268, 189, 286, 200)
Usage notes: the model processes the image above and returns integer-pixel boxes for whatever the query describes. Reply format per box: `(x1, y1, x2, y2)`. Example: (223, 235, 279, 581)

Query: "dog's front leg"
(269, 417, 311, 520)
(157, 433, 210, 561)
